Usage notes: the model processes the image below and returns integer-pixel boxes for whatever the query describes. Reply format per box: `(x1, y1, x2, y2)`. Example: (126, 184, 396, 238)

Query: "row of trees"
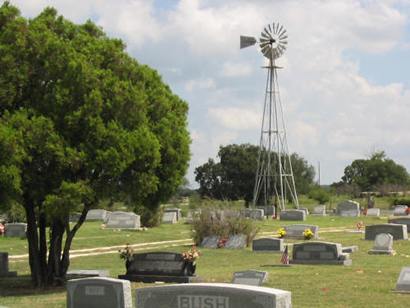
(194, 144, 315, 204)
(0, 3, 190, 287)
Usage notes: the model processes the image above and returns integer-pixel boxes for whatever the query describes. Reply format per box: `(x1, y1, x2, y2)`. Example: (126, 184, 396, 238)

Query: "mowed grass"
(1, 215, 410, 307)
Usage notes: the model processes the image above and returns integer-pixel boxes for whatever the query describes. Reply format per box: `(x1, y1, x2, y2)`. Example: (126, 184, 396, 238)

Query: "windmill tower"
(240, 22, 299, 211)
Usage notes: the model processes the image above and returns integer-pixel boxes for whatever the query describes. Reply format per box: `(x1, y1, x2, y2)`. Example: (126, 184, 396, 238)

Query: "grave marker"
(290, 241, 352, 265)
(105, 211, 140, 229)
(252, 238, 284, 252)
(283, 224, 319, 239)
(279, 210, 306, 221)
(336, 200, 360, 217)
(257, 206, 275, 217)
(66, 277, 132, 308)
(200, 236, 219, 248)
(393, 205, 408, 216)
(365, 223, 408, 240)
(366, 208, 380, 217)
(388, 217, 410, 232)
(368, 233, 395, 255)
(4, 223, 27, 238)
(86, 209, 111, 222)
(162, 211, 177, 224)
(225, 234, 247, 249)
(67, 269, 110, 279)
(135, 283, 292, 308)
(232, 270, 268, 286)
(395, 267, 410, 293)
(0, 252, 17, 277)
(312, 205, 326, 216)
(164, 208, 182, 221)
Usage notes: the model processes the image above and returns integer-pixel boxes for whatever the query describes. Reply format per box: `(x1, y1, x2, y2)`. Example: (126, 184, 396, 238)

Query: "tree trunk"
(25, 202, 43, 287)
(47, 219, 64, 285)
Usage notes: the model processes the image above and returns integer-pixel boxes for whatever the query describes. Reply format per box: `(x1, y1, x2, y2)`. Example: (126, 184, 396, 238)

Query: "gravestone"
(366, 208, 380, 217)
(0, 252, 17, 277)
(200, 236, 219, 248)
(290, 241, 352, 265)
(4, 223, 27, 238)
(67, 269, 110, 279)
(135, 283, 292, 308)
(232, 270, 268, 286)
(86, 209, 110, 222)
(162, 211, 177, 224)
(299, 208, 309, 216)
(257, 206, 275, 217)
(279, 210, 306, 221)
(67, 277, 132, 308)
(105, 211, 140, 229)
(252, 238, 284, 253)
(393, 205, 408, 216)
(364, 223, 408, 240)
(118, 252, 198, 283)
(388, 217, 410, 232)
(225, 234, 247, 249)
(336, 200, 360, 217)
(241, 209, 265, 220)
(69, 213, 81, 223)
(342, 246, 359, 253)
(368, 233, 395, 255)
(164, 208, 182, 221)
(312, 205, 326, 216)
(395, 267, 410, 293)
(283, 224, 319, 239)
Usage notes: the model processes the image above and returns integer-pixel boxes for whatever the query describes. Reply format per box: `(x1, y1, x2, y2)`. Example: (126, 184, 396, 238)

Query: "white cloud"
(208, 107, 260, 130)
(185, 78, 216, 92)
(220, 62, 253, 77)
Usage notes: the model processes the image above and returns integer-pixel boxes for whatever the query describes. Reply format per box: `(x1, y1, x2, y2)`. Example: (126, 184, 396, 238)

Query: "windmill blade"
(240, 36, 257, 49)
(268, 23, 272, 33)
(277, 25, 284, 35)
(278, 28, 286, 37)
(261, 31, 270, 40)
(271, 23, 276, 34)
(279, 35, 288, 40)
(263, 28, 271, 38)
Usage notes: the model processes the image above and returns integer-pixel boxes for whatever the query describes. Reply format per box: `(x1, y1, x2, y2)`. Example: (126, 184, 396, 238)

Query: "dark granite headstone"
(105, 211, 140, 229)
(283, 224, 319, 239)
(66, 277, 132, 308)
(388, 217, 410, 232)
(257, 206, 275, 217)
(232, 270, 268, 286)
(0, 252, 17, 277)
(252, 238, 284, 252)
(279, 210, 306, 221)
(290, 241, 351, 265)
(135, 283, 292, 308)
(336, 200, 360, 217)
(118, 252, 198, 283)
(364, 223, 408, 240)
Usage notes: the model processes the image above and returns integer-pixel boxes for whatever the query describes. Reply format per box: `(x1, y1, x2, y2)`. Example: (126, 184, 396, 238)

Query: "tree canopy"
(194, 143, 315, 204)
(341, 151, 409, 192)
(0, 2, 190, 286)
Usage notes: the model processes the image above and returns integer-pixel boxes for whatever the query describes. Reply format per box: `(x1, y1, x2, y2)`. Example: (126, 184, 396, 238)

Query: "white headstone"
(4, 223, 27, 238)
(336, 200, 360, 217)
(162, 212, 177, 224)
(105, 211, 140, 229)
(366, 208, 380, 217)
(395, 267, 410, 292)
(86, 209, 110, 222)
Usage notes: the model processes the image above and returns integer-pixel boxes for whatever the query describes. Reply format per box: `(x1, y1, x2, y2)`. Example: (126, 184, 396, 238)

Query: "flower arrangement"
(406, 207, 410, 215)
(356, 221, 364, 231)
(118, 243, 134, 262)
(277, 228, 286, 238)
(303, 228, 314, 240)
(182, 245, 201, 263)
(217, 238, 228, 248)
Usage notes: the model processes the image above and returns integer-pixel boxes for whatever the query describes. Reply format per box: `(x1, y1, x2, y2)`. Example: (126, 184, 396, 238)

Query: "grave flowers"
(119, 243, 134, 269)
(277, 228, 286, 238)
(303, 228, 314, 240)
(181, 246, 201, 275)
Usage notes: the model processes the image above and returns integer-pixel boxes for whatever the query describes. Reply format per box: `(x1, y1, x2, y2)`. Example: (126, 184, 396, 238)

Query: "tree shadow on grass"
(0, 275, 65, 297)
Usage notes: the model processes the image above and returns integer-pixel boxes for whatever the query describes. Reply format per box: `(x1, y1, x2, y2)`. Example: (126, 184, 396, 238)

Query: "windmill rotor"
(240, 22, 288, 60)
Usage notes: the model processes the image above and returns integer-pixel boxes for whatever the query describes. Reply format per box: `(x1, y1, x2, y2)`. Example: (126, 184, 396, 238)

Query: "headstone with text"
(290, 241, 352, 266)
(279, 210, 306, 221)
(66, 277, 132, 308)
(283, 224, 319, 239)
(336, 200, 360, 217)
(135, 283, 292, 308)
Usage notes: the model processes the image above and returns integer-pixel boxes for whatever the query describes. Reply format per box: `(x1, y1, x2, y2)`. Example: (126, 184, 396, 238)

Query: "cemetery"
(1, 2, 410, 308)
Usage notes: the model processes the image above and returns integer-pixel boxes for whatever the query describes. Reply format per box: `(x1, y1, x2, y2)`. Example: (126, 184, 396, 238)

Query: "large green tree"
(0, 3, 190, 287)
(195, 144, 314, 204)
(341, 151, 409, 192)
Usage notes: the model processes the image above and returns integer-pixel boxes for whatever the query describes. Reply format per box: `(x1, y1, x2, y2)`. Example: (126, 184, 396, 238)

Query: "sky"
(8, 0, 410, 187)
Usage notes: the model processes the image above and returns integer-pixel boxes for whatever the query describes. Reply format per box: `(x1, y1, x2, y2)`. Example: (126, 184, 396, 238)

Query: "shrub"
(191, 208, 258, 246)
(392, 198, 410, 207)
(135, 205, 163, 227)
(308, 187, 330, 204)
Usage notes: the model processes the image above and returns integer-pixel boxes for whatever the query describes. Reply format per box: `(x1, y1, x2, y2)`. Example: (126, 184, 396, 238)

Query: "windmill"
(240, 22, 299, 211)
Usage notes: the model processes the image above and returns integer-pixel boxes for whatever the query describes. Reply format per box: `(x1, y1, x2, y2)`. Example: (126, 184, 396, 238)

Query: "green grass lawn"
(1, 214, 410, 307)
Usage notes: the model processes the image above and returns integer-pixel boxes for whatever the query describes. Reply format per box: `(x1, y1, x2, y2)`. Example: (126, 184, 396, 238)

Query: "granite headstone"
(279, 210, 306, 221)
(252, 238, 284, 253)
(105, 211, 140, 229)
(232, 270, 268, 286)
(395, 267, 410, 293)
(4, 223, 27, 238)
(368, 233, 395, 255)
(364, 223, 408, 240)
(336, 200, 360, 217)
(0, 252, 17, 277)
(225, 234, 247, 249)
(283, 224, 319, 239)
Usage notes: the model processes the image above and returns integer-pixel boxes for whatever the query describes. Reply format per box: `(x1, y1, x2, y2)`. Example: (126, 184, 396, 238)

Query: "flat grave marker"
(66, 277, 132, 308)
(252, 238, 284, 253)
(232, 270, 268, 286)
(67, 269, 110, 279)
(135, 283, 292, 308)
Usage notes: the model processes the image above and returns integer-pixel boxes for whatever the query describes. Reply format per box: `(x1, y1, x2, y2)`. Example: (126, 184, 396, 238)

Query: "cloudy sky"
(9, 0, 410, 186)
